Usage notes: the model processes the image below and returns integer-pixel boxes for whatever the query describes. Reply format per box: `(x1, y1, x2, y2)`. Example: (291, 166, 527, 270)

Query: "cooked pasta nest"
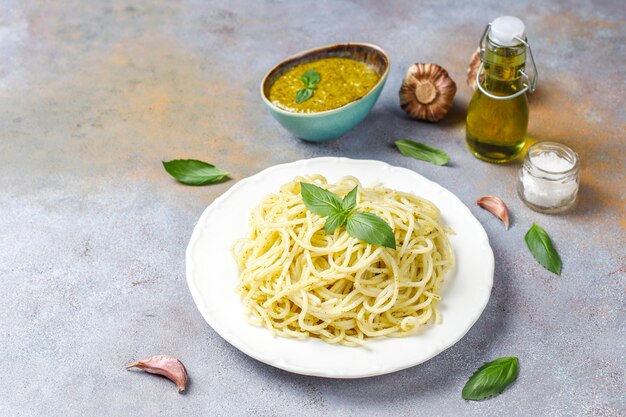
(231, 175, 454, 346)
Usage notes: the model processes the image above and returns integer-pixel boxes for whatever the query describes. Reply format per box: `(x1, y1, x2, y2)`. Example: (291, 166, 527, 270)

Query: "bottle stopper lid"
(490, 16, 525, 46)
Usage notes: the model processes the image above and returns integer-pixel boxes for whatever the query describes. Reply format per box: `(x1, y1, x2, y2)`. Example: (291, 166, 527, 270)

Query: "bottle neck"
(482, 37, 527, 95)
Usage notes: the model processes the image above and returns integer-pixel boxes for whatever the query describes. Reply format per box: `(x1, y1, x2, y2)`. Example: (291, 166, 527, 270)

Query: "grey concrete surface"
(1, 0, 624, 416)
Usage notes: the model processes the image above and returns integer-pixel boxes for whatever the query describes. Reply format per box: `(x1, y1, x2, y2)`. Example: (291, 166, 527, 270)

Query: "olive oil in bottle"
(466, 16, 537, 163)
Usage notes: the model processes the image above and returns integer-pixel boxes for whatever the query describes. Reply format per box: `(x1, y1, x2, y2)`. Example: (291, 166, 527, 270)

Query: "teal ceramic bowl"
(261, 43, 390, 142)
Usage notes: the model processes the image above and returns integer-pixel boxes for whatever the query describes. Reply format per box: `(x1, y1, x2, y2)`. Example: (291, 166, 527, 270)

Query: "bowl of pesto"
(261, 43, 389, 142)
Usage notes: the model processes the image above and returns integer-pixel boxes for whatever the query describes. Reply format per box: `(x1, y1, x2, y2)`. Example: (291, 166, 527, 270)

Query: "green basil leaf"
(324, 212, 347, 234)
(296, 88, 313, 103)
(341, 186, 358, 213)
(345, 212, 396, 249)
(394, 139, 450, 166)
(301, 68, 320, 87)
(300, 182, 343, 217)
(462, 356, 519, 401)
(525, 224, 562, 275)
(162, 159, 228, 186)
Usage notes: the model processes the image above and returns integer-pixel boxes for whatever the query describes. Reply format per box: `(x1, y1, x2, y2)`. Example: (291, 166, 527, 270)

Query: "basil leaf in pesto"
(295, 69, 320, 103)
(162, 159, 228, 186)
(525, 223, 562, 275)
(462, 357, 519, 401)
(296, 88, 313, 103)
(395, 139, 450, 166)
(301, 69, 320, 88)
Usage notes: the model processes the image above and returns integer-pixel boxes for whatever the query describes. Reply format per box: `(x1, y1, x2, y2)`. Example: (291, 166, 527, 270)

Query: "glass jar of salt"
(518, 142, 580, 213)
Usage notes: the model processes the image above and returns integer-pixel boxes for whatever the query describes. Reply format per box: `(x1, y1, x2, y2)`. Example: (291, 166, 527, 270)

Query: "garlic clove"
(467, 48, 484, 91)
(477, 196, 510, 229)
(399, 63, 457, 122)
(128, 355, 188, 392)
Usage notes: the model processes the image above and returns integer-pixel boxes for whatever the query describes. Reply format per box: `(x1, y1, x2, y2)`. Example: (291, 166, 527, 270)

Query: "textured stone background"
(1, 0, 624, 416)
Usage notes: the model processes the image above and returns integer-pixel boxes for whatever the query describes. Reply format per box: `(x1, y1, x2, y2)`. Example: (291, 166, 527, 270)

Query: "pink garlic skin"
(477, 196, 510, 229)
(128, 355, 188, 392)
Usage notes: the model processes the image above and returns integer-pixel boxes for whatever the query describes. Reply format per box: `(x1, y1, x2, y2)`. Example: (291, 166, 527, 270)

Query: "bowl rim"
(260, 42, 390, 118)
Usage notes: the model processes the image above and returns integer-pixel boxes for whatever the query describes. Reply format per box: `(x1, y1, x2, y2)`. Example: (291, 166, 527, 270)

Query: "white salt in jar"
(517, 142, 580, 213)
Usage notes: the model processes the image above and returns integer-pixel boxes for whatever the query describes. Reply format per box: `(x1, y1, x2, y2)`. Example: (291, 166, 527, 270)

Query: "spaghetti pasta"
(231, 175, 454, 346)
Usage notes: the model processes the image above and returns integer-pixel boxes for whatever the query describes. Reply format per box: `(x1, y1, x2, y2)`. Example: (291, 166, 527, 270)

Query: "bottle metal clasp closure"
(476, 23, 538, 100)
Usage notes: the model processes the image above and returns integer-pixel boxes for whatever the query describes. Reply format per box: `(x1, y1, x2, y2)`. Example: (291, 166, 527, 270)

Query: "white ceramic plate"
(186, 157, 494, 378)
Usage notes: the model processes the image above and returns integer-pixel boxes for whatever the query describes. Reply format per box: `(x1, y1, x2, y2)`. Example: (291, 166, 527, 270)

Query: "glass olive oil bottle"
(466, 16, 537, 163)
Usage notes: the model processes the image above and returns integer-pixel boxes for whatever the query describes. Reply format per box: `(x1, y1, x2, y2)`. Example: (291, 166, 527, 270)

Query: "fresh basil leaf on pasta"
(300, 183, 396, 249)
(162, 159, 228, 186)
(341, 186, 358, 212)
(324, 212, 347, 234)
(525, 224, 562, 275)
(462, 357, 519, 401)
(395, 139, 450, 166)
(300, 182, 343, 217)
(346, 212, 396, 249)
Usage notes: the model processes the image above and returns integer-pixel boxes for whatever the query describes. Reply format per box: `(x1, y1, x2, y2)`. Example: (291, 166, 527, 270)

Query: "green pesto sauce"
(269, 58, 381, 113)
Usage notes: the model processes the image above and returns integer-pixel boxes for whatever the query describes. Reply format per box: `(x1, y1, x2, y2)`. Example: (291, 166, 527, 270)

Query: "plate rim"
(186, 157, 494, 378)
